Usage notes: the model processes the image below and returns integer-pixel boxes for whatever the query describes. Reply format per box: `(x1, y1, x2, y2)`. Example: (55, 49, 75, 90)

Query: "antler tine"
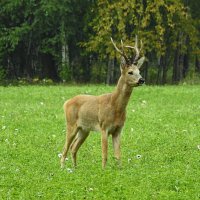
(124, 35, 142, 64)
(111, 37, 123, 55)
(121, 39, 129, 60)
(135, 35, 138, 48)
(140, 40, 143, 51)
(133, 35, 140, 63)
(121, 39, 124, 52)
(111, 37, 129, 63)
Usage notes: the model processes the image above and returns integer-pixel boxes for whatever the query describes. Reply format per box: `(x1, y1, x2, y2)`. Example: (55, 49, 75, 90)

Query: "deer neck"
(111, 75, 133, 112)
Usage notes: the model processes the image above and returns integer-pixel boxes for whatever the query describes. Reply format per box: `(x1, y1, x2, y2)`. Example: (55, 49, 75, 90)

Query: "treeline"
(0, 0, 200, 84)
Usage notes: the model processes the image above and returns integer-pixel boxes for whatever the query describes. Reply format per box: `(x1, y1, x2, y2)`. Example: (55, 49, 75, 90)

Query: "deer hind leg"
(112, 131, 121, 167)
(70, 129, 89, 168)
(61, 125, 79, 168)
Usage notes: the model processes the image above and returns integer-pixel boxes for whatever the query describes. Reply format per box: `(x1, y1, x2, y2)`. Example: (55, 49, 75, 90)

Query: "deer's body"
(65, 77, 131, 133)
(61, 36, 145, 168)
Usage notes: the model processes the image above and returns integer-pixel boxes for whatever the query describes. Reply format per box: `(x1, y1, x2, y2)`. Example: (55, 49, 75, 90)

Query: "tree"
(185, 0, 200, 75)
(0, 0, 199, 84)
(0, 0, 94, 82)
(83, 0, 199, 84)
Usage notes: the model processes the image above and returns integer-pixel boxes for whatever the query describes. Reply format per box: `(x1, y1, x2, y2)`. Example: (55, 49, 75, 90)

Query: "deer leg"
(61, 125, 79, 168)
(112, 132, 121, 167)
(70, 130, 89, 167)
(101, 130, 108, 169)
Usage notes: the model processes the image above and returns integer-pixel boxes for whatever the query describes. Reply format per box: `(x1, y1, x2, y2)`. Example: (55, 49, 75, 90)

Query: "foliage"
(0, 0, 199, 84)
(0, 66, 6, 81)
(84, 0, 197, 54)
(0, 85, 200, 199)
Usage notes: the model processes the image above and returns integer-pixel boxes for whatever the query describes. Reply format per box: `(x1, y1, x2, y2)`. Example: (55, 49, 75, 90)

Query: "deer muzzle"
(138, 78, 145, 85)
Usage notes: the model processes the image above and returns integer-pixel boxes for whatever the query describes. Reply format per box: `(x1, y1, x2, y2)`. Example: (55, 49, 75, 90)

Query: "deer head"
(111, 36, 145, 87)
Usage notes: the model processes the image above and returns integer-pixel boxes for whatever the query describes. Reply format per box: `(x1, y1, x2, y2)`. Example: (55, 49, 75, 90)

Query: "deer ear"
(137, 57, 145, 69)
(120, 56, 127, 71)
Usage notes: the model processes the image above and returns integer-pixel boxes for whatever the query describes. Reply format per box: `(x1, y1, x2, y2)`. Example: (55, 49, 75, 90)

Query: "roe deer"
(61, 36, 145, 169)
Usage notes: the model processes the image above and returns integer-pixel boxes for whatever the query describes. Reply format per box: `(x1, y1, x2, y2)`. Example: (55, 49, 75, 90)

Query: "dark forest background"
(0, 0, 200, 85)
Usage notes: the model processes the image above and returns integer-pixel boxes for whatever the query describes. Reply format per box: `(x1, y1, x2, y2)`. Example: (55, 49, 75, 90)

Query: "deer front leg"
(112, 131, 121, 167)
(101, 130, 108, 169)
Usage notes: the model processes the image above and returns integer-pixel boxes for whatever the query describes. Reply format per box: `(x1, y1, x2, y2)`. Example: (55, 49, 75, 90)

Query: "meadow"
(0, 84, 200, 199)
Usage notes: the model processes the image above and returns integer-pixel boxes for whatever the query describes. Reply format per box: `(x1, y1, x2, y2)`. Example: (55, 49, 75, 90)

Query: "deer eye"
(128, 71, 133, 75)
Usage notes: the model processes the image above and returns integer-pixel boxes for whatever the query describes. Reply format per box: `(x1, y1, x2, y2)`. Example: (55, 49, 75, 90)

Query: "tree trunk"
(40, 53, 58, 80)
(162, 55, 167, 85)
(106, 58, 114, 85)
(172, 35, 184, 84)
(156, 56, 162, 84)
(25, 31, 33, 79)
(61, 19, 71, 81)
(173, 48, 179, 84)
(172, 33, 185, 84)
(98, 59, 102, 83)
(61, 43, 71, 81)
(182, 54, 189, 78)
(195, 56, 200, 74)
(7, 56, 17, 79)
(25, 54, 33, 80)
(182, 36, 189, 79)
(82, 57, 91, 83)
(62, 44, 69, 68)
(143, 54, 148, 83)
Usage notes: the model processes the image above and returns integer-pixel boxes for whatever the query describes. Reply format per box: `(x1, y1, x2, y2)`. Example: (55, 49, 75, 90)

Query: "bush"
(0, 66, 6, 82)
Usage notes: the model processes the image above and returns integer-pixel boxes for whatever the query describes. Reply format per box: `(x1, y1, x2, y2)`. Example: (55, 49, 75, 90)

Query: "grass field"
(0, 84, 200, 199)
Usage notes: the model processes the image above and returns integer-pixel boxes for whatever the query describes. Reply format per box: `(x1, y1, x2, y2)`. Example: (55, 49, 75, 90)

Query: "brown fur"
(60, 61, 145, 169)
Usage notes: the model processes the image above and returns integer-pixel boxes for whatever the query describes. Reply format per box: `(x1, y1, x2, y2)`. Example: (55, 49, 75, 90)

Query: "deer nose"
(138, 78, 145, 85)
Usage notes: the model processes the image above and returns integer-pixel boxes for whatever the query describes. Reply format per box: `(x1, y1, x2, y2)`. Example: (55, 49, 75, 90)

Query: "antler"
(125, 35, 143, 64)
(111, 37, 130, 64)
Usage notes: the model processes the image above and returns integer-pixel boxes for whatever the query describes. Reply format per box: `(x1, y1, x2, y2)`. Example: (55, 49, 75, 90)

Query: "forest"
(0, 0, 200, 85)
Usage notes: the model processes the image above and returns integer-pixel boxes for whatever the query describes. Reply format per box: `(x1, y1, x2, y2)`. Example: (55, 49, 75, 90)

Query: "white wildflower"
(131, 128, 134, 132)
(88, 188, 93, 192)
(142, 100, 147, 104)
(141, 100, 147, 107)
(58, 153, 68, 161)
(2, 126, 6, 130)
(58, 153, 62, 158)
(197, 145, 200, 150)
(128, 158, 131, 163)
(136, 154, 142, 159)
(15, 168, 20, 172)
(67, 168, 73, 173)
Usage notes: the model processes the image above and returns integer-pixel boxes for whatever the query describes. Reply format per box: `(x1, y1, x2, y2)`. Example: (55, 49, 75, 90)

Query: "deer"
(60, 36, 145, 169)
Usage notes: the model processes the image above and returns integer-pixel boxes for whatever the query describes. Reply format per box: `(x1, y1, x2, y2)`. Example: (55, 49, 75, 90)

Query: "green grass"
(0, 85, 200, 199)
